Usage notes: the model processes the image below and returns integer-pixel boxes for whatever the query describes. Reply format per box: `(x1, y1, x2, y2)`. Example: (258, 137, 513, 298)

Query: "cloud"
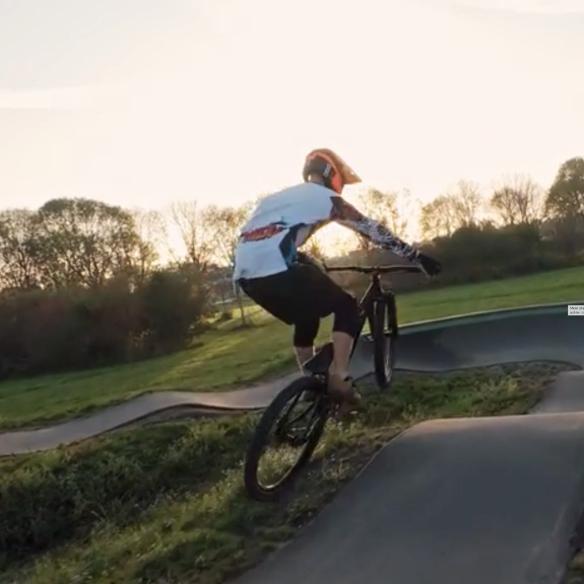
(454, 0, 584, 14)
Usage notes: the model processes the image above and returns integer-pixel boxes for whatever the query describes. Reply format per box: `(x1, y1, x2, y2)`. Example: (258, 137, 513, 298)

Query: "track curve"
(1, 302, 582, 456)
(235, 302, 584, 584)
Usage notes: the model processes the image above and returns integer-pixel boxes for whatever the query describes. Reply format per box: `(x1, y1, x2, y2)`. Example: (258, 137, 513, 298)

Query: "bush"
(328, 221, 581, 295)
(141, 266, 208, 353)
(0, 267, 209, 379)
(0, 417, 254, 566)
(421, 223, 546, 285)
(0, 288, 91, 376)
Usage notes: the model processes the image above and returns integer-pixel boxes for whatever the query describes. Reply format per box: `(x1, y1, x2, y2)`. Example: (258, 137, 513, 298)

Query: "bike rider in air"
(233, 148, 441, 407)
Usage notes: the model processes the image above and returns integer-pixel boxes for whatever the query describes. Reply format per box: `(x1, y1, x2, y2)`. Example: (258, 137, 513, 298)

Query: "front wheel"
(372, 298, 397, 390)
(244, 376, 329, 502)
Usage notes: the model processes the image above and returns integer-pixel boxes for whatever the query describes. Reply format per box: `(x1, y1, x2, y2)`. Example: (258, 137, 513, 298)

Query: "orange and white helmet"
(302, 148, 361, 194)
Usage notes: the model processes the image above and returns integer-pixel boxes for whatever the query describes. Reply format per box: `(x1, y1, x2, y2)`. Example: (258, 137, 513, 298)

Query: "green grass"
(567, 550, 584, 584)
(397, 264, 584, 322)
(0, 266, 582, 430)
(0, 306, 309, 431)
(0, 363, 570, 584)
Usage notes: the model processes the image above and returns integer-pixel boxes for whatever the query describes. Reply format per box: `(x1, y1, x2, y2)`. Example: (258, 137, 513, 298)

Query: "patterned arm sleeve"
(330, 197, 419, 261)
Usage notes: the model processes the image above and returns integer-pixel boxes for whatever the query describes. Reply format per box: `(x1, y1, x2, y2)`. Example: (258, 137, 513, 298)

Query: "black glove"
(417, 253, 442, 276)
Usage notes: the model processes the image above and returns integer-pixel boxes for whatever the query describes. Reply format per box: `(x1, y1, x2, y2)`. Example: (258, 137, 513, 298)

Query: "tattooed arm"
(330, 197, 419, 261)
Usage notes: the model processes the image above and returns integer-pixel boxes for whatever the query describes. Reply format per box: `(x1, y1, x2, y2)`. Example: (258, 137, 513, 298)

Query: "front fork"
(365, 291, 399, 339)
(387, 292, 399, 338)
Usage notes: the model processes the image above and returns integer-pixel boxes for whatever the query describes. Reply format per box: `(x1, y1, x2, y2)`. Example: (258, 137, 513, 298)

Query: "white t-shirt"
(233, 182, 419, 281)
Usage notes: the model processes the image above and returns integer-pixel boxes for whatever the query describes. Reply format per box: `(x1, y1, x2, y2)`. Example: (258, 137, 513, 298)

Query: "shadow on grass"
(0, 362, 572, 583)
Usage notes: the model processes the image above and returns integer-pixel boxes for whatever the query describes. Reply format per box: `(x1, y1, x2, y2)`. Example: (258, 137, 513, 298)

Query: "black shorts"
(238, 262, 360, 345)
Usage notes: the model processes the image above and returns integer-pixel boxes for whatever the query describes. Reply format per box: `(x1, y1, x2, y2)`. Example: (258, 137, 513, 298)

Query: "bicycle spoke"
(256, 393, 325, 490)
(274, 401, 317, 445)
(286, 400, 318, 427)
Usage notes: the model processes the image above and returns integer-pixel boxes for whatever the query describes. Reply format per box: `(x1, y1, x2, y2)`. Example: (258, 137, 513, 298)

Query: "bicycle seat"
(304, 342, 333, 375)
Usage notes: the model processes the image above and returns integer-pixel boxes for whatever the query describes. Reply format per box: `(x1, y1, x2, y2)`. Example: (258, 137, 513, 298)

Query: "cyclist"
(233, 148, 441, 407)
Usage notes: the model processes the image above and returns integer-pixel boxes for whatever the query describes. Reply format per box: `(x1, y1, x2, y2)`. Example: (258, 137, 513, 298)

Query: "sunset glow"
(1, 0, 583, 223)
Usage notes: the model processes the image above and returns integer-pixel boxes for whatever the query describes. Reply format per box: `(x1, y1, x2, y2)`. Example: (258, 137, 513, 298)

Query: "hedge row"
(0, 266, 208, 378)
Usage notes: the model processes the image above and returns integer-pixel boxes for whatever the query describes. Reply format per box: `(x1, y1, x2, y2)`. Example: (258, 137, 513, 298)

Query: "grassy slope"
(0, 266, 582, 430)
(0, 363, 569, 584)
(397, 265, 584, 322)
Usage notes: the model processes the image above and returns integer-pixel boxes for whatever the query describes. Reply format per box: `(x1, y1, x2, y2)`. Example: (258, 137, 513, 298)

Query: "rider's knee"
(294, 318, 320, 347)
(332, 293, 360, 338)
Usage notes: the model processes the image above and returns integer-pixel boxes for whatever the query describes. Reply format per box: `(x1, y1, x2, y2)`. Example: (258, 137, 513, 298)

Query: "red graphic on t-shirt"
(241, 224, 285, 242)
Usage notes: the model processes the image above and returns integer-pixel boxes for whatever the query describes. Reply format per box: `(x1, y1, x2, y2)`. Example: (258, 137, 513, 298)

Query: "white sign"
(568, 305, 584, 316)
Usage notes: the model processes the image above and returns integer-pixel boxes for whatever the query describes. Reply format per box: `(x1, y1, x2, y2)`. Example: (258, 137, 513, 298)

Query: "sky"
(0, 0, 583, 214)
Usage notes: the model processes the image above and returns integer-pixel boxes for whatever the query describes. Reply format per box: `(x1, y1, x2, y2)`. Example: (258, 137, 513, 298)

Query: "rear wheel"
(372, 298, 397, 389)
(244, 377, 329, 502)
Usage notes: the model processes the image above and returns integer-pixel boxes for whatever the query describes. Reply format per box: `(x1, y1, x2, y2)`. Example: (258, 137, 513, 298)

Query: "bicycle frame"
(304, 265, 420, 374)
(245, 263, 423, 500)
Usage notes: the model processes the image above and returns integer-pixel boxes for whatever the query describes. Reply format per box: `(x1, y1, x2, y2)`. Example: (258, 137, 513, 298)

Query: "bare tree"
(546, 157, 584, 219)
(33, 198, 141, 289)
(420, 195, 457, 239)
(131, 209, 167, 282)
(421, 181, 482, 240)
(202, 203, 251, 324)
(452, 180, 482, 227)
(0, 209, 39, 290)
(394, 188, 418, 241)
(491, 175, 544, 226)
(202, 204, 250, 267)
(356, 188, 406, 251)
(169, 201, 212, 272)
(0, 203, 165, 292)
(545, 157, 584, 255)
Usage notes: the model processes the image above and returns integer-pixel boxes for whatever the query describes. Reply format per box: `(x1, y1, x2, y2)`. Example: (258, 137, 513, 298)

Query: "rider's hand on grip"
(417, 253, 441, 276)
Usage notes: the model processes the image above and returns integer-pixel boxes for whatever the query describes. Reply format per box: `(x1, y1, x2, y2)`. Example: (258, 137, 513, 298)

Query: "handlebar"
(325, 264, 423, 275)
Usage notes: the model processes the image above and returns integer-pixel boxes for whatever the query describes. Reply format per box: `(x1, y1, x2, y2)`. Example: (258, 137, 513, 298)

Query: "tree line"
(420, 157, 584, 249)
(2, 156, 583, 291)
(0, 156, 582, 378)
(331, 157, 584, 293)
(0, 196, 257, 377)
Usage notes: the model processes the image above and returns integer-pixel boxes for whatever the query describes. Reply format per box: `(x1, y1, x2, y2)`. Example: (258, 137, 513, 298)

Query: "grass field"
(0, 363, 568, 584)
(0, 266, 582, 430)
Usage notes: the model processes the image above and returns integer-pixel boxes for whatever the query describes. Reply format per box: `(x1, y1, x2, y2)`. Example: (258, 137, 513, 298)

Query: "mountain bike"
(244, 264, 423, 501)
